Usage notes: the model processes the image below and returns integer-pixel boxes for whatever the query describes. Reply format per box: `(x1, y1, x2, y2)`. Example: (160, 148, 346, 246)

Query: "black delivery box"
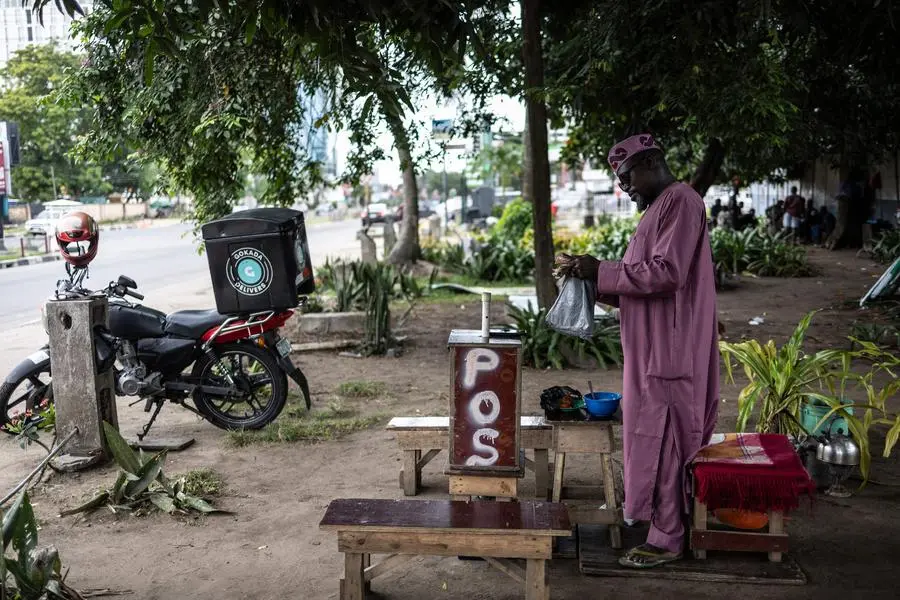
(201, 207, 315, 315)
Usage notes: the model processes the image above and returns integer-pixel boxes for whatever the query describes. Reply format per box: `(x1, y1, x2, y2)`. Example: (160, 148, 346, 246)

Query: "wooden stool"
(691, 497, 787, 562)
(550, 419, 622, 549)
(689, 433, 814, 563)
(319, 498, 571, 600)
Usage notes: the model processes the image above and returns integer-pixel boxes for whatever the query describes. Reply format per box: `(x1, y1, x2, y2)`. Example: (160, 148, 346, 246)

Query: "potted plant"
(812, 340, 900, 484)
(720, 311, 900, 487)
(719, 311, 846, 439)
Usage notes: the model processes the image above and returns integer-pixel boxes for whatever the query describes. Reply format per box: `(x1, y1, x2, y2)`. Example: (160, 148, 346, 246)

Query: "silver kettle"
(816, 431, 861, 467)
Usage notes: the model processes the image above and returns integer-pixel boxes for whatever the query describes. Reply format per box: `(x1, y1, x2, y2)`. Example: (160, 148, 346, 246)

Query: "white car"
(25, 207, 69, 236)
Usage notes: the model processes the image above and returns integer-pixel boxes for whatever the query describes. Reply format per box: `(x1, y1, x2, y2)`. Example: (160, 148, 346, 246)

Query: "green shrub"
(494, 198, 532, 242)
(872, 229, 900, 264)
(555, 217, 637, 261)
(710, 228, 813, 277)
(506, 302, 622, 370)
(466, 239, 534, 282)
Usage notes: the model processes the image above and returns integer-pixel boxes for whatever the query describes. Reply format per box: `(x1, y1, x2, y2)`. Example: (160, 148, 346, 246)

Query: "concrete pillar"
(383, 220, 396, 256)
(45, 297, 118, 470)
(357, 229, 377, 264)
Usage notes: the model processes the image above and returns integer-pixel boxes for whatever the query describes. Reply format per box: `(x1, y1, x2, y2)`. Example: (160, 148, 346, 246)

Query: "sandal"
(618, 543, 682, 569)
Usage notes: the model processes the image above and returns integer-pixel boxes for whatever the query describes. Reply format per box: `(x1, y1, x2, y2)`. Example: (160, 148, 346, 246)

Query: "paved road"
(0, 218, 364, 332)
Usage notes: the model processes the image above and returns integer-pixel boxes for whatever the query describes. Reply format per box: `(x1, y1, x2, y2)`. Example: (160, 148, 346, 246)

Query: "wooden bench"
(386, 416, 553, 497)
(319, 498, 571, 600)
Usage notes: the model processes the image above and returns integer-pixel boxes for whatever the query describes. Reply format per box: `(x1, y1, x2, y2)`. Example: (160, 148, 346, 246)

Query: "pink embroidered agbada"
(596, 182, 719, 553)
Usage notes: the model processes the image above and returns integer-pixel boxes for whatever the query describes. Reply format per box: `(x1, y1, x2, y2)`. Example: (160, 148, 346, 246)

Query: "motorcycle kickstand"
(137, 398, 165, 441)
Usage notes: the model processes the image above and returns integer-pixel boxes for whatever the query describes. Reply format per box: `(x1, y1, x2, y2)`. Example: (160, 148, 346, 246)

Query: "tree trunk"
(522, 114, 532, 202)
(689, 138, 726, 198)
(382, 106, 420, 265)
(522, 0, 556, 310)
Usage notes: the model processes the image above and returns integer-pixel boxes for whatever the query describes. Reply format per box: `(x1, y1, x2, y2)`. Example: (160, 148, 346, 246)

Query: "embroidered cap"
(607, 134, 660, 174)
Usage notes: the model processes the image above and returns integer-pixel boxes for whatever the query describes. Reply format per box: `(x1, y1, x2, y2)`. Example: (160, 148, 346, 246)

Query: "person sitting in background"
(807, 204, 822, 244)
(710, 198, 723, 226)
(740, 208, 757, 231)
(766, 200, 785, 234)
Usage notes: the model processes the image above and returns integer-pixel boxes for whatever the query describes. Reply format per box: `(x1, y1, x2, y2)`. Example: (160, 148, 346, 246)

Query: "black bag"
(540, 386, 589, 421)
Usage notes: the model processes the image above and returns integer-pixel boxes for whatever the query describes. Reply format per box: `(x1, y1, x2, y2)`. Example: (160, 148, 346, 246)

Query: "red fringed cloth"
(692, 433, 815, 514)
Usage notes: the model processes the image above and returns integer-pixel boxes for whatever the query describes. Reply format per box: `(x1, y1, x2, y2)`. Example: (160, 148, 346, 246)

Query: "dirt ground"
(2, 247, 899, 600)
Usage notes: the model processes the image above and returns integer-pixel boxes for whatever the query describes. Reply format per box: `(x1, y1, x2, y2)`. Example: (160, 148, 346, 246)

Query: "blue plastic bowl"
(583, 392, 621, 418)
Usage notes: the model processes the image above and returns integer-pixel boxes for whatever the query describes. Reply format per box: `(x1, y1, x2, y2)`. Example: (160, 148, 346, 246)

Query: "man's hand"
(555, 253, 600, 281)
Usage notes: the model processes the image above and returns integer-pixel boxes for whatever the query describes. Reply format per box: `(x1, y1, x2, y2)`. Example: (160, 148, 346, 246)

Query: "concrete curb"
(0, 253, 61, 269)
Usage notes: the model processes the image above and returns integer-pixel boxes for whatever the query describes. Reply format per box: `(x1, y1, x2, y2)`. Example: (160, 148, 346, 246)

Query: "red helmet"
(55, 211, 99, 268)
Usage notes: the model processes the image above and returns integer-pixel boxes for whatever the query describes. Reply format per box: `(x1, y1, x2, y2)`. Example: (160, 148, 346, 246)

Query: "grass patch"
(225, 405, 384, 447)
(0, 249, 47, 261)
(436, 273, 531, 288)
(337, 380, 387, 398)
(179, 468, 226, 497)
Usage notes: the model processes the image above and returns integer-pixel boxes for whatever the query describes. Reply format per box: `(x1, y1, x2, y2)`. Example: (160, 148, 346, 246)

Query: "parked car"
(361, 202, 391, 226)
(25, 201, 83, 236)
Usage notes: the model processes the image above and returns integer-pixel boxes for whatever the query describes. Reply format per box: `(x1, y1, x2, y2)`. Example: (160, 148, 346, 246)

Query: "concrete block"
(46, 297, 118, 467)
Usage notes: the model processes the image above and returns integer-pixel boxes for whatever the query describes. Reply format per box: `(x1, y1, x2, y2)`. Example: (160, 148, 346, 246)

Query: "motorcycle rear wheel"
(0, 365, 53, 432)
(191, 342, 287, 430)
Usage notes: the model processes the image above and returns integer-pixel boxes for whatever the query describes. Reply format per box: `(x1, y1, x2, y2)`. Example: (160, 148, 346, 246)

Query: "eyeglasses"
(617, 163, 636, 187)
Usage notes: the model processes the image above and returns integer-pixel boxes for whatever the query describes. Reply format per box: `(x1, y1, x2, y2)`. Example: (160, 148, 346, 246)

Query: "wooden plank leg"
(414, 449, 422, 491)
(343, 553, 365, 600)
(525, 559, 547, 600)
(551, 452, 566, 503)
(692, 497, 708, 560)
(534, 449, 550, 501)
(403, 450, 419, 496)
(600, 453, 622, 549)
(484, 557, 526, 583)
(768, 511, 784, 562)
(365, 554, 415, 582)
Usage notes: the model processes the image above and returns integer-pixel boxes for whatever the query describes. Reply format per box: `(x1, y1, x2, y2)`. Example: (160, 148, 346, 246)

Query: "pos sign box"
(447, 330, 523, 478)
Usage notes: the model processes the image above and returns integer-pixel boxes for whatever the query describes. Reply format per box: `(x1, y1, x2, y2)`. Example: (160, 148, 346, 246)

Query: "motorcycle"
(1, 268, 311, 440)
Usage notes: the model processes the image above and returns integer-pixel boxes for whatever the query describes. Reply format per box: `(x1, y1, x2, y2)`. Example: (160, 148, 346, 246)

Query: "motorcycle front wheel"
(0, 364, 53, 432)
(191, 342, 287, 430)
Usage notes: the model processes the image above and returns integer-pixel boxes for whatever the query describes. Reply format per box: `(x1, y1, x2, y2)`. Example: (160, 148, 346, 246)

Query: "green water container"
(801, 400, 853, 436)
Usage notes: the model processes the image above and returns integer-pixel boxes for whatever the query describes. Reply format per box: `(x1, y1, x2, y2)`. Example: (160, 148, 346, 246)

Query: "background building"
(0, 1, 93, 67)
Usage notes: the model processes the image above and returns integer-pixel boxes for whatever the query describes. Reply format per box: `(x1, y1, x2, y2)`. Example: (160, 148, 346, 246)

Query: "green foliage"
(225, 405, 383, 446)
(0, 43, 143, 202)
(830, 342, 900, 482)
(317, 258, 428, 313)
(554, 218, 637, 261)
(60, 423, 225, 517)
(179, 469, 226, 498)
(315, 259, 426, 355)
(421, 239, 466, 271)
(506, 303, 622, 370)
(871, 229, 900, 265)
(467, 239, 535, 282)
(719, 311, 855, 457)
(851, 321, 899, 350)
(540, 1, 900, 188)
(1, 491, 81, 599)
(336, 381, 387, 399)
(494, 198, 532, 242)
(710, 228, 813, 277)
(51, 0, 513, 226)
(468, 140, 523, 193)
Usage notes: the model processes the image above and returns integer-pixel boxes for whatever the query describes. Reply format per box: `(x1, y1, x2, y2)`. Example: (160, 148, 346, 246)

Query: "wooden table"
(550, 419, 622, 549)
(320, 498, 571, 600)
(386, 415, 553, 497)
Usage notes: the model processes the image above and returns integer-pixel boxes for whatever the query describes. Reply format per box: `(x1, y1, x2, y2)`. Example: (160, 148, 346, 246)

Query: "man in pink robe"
(559, 133, 719, 567)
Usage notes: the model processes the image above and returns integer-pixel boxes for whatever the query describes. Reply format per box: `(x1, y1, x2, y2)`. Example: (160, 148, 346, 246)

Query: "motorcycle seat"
(165, 309, 227, 338)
